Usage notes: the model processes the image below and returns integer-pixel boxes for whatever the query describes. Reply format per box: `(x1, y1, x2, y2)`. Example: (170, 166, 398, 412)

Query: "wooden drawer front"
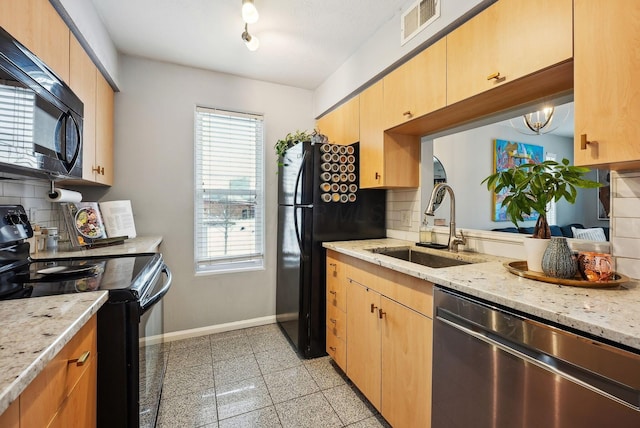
(20, 316, 97, 427)
(326, 303, 346, 340)
(327, 251, 346, 311)
(326, 327, 346, 371)
(377, 270, 433, 318)
(343, 254, 433, 317)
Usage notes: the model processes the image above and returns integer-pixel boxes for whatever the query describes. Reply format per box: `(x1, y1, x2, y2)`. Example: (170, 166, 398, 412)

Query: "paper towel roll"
(47, 188, 82, 203)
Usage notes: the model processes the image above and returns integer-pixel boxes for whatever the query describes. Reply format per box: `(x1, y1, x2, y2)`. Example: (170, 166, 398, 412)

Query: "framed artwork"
(492, 139, 544, 222)
(597, 169, 611, 219)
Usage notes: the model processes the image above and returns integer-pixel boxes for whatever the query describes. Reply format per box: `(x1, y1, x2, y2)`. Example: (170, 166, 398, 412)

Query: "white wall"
(94, 55, 314, 333)
(312, 0, 487, 117)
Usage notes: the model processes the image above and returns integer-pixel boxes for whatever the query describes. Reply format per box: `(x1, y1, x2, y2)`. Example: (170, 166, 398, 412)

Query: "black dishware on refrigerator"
(276, 137, 385, 358)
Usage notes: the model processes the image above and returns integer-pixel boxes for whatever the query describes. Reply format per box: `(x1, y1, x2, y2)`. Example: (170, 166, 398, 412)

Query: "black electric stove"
(0, 205, 172, 427)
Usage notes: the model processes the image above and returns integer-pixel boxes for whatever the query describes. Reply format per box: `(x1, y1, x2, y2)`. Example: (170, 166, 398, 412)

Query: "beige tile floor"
(146, 323, 391, 428)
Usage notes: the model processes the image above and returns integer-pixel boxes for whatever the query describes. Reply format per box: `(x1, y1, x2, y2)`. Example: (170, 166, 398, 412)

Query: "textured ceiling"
(89, 0, 408, 89)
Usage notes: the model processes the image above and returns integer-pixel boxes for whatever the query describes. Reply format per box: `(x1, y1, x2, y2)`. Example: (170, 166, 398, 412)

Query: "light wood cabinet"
(574, 1, 640, 170)
(446, 0, 572, 106)
(0, 0, 70, 82)
(19, 315, 97, 428)
(70, 35, 98, 182)
(346, 280, 382, 410)
(326, 252, 347, 370)
(0, 400, 19, 428)
(95, 73, 115, 185)
(380, 296, 432, 428)
(383, 38, 446, 129)
(316, 95, 359, 146)
(327, 250, 433, 427)
(359, 80, 420, 189)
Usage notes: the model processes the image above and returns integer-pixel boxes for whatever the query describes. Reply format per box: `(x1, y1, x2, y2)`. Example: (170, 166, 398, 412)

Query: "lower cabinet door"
(346, 280, 382, 410)
(48, 358, 97, 428)
(381, 296, 433, 428)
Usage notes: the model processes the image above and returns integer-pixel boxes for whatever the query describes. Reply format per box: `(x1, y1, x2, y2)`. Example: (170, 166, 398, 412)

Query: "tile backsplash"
(0, 176, 60, 229)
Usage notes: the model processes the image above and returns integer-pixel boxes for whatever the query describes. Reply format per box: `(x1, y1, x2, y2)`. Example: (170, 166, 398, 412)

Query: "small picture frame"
(596, 169, 610, 220)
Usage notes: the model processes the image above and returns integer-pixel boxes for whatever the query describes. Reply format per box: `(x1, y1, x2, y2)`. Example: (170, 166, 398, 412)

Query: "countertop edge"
(0, 291, 108, 415)
(324, 238, 640, 351)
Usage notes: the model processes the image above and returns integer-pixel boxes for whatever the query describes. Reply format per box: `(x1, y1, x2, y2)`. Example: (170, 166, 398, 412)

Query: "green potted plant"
(482, 158, 601, 271)
(275, 129, 314, 167)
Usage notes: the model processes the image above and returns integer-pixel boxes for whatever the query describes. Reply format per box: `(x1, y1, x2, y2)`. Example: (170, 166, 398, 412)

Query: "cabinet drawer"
(326, 327, 347, 371)
(20, 316, 97, 427)
(327, 254, 346, 311)
(326, 303, 346, 340)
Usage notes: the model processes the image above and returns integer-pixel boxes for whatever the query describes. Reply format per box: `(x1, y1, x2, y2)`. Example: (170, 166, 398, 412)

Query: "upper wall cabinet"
(316, 95, 359, 145)
(383, 38, 446, 129)
(446, 0, 572, 106)
(95, 73, 115, 185)
(0, 0, 70, 82)
(359, 81, 420, 189)
(574, 1, 640, 170)
(70, 35, 98, 183)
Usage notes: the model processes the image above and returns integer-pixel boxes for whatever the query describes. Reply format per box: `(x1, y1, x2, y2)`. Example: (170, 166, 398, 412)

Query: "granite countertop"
(324, 238, 640, 351)
(33, 235, 163, 259)
(0, 292, 108, 415)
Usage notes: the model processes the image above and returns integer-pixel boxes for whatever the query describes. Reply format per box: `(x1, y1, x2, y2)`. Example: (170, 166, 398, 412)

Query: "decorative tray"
(504, 261, 630, 288)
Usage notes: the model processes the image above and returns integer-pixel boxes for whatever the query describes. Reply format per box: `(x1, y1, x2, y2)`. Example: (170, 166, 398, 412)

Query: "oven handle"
(140, 264, 172, 315)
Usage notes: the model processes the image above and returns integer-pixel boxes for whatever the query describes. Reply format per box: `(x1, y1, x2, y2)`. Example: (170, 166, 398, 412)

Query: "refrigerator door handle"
(293, 205, 303, 256)
(293, 149, 307, 206)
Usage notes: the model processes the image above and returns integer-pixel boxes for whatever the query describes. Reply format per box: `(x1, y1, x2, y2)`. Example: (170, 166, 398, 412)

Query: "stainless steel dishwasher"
(432, 287, 640, 428)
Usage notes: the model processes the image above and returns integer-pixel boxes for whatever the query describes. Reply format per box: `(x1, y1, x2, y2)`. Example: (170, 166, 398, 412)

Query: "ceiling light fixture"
(523, 106, 554, 135)
(241, 23, 260, 51)
(242, 0, 259, 24)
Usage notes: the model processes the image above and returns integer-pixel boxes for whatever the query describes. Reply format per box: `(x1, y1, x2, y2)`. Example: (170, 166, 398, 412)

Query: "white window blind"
(194, 106, 264, 273)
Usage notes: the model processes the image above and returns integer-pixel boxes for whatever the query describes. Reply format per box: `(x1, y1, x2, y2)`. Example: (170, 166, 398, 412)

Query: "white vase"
(522, 237, 550, 272)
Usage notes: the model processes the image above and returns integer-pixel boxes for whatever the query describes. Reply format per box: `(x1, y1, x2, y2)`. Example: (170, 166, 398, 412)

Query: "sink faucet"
(425, 183, 466, 252)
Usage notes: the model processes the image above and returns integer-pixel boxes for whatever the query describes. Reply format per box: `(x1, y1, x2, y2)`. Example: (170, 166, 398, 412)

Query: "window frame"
(193, 106, 265, 275)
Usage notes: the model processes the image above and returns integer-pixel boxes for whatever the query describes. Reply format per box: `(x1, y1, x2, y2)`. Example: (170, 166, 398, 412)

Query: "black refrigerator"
(276, 138, 386, 358)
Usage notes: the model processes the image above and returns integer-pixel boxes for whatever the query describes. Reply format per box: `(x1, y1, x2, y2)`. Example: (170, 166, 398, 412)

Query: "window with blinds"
(194, 106, 264, 273)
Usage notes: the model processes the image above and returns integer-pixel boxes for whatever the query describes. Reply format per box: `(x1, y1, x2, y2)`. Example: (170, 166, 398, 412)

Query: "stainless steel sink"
(369, 248, 471, 268)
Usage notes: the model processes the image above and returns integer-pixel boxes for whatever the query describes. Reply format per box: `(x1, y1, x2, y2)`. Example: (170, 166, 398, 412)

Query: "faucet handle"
(458, 230, 466, 244)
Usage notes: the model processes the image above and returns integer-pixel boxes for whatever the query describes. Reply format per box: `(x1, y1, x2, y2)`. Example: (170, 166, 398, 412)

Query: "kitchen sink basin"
(369, 248, 472, 268)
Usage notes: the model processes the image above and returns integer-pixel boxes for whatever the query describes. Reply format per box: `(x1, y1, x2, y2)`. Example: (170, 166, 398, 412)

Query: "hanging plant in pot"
(274, 129, 315, 168)
(482, 159, 601, 273)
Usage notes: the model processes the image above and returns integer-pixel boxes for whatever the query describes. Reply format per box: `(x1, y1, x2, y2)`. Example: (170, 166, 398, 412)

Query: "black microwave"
(0, 26, 83, 179)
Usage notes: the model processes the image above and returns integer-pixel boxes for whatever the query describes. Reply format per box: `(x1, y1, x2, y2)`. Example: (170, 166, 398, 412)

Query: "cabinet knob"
(375, 172, 381, 180)
(329, 262, 337, 273)
(580, 134, 595, 150)
(329, 346, 337, 352)
(486, 71, 501, 81)
(92, 165, 105, 175)
(330, 318, 337, 324)
(402, 110, 412, 118)
(370, 303, 378, 313)
(68, 350, 91, 366)
(378, 308, 386, 319)
(329, 290, 337, 295)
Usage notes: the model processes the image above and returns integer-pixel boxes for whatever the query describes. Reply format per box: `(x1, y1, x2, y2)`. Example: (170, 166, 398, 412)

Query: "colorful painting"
(492, 139, 544, 222)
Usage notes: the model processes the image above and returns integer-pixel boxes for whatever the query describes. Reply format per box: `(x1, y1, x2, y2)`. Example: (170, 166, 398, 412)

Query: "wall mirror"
(421, 99, 611, 240)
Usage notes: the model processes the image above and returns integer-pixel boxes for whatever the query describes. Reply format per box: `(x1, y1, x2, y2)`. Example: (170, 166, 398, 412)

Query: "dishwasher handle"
(437, 306, 640, 411)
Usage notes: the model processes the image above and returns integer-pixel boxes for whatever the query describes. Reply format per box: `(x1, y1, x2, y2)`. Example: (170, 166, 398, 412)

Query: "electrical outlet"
(400, 210, 411, 227)
(29, 208, 37, 222)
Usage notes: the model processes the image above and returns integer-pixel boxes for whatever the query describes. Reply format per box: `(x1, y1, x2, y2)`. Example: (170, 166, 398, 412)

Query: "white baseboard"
(139, 315, 278, 347)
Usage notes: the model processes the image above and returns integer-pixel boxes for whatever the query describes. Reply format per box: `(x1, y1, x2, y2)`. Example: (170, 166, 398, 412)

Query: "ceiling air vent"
(401, 0, 440, 45)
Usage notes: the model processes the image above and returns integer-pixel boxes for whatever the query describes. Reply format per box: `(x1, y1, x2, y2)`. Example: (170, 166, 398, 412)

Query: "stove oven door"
(138, 263, 172, 428)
